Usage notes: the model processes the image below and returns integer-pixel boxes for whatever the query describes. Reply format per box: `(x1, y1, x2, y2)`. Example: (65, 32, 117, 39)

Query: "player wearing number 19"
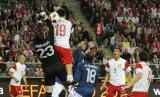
(52, 8, 74, 83)
(73, 52, 99, 97)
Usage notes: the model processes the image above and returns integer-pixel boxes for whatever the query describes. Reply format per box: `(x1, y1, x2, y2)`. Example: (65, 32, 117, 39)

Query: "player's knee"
(45, 86, 53, 93)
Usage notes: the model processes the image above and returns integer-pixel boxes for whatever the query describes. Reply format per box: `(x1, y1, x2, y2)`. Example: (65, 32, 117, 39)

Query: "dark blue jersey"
(74, 61, 98, 97)
(73, 48, 85, 74)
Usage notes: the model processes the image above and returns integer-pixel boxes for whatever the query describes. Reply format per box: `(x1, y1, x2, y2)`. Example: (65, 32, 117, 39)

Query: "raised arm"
(45, 19, 54, 37)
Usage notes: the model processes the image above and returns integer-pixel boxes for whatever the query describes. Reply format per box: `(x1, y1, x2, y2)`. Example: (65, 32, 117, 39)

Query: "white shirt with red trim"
(106, 58, 131, 86)
(9, 62, 26, 86)
(52, 18, 73, 48)
(132, 62, 152, 92)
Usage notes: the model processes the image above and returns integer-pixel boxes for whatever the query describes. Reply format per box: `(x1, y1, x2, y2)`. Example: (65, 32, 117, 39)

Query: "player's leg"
(62, 48, 73, 82)
(45, 86, 53, 97)
(55, 46, 74, 82)
(52, 82, 64, 97)
(9, 93, 15, 97)
(9, 85, 22, 97)
(9, 85, 15, 97)
(52, 65, 67, 97)
(43, 71, 55, 97)
(65, 63, 74, 82)
(16, 94, 23, 97)
(106, 84, 116, 97)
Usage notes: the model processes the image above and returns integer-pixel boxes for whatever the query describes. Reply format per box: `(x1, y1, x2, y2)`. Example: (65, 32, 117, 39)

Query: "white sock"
(67, 75, 73, 82)
(52, 82, 63, 97)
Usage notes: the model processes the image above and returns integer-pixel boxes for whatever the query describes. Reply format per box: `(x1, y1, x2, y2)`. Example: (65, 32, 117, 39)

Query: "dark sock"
(45, 92, 52, 97)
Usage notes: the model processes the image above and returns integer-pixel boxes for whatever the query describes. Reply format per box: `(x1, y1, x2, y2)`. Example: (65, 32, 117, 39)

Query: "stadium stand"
(0, 0, 159, 80)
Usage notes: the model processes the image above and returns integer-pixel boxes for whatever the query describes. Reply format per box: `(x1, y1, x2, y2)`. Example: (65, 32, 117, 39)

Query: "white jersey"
(9, 62, 26, 86)
(52, 18, 73, 48)
(132, 62, 152, 92)
(106, 58, 131, 86)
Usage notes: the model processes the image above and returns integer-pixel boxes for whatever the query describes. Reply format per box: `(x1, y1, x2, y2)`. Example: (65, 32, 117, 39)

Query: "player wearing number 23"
(33, 12, 66, 97)
(72, 52, 98, 97)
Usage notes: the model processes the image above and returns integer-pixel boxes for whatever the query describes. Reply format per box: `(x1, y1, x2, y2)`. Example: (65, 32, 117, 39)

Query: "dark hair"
(114, 47, 122, 52)
(84, 51, 95, 62)
(139, 51, 149, 61)
(57, 8, 66, 17)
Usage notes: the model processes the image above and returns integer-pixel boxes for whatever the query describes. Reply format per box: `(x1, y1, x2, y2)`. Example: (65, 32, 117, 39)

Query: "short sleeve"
(135, 63, 143, 73)
(105, 63, 110, 72)
(125, 61, 131, 72)
(9, 63, 17, 73)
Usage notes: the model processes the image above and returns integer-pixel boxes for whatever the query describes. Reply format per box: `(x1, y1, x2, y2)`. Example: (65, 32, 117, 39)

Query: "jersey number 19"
(55, 24, 66, 37)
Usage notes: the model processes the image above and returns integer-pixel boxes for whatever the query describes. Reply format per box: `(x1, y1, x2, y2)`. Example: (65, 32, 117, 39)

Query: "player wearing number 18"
(72, 52, 98, 97)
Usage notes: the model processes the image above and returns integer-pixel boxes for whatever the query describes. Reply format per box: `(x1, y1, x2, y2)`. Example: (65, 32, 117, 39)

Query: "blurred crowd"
(80, 0, 160, 64)
(79, 0, 160, 78)
(0, 0, 159, 78)
(0, 0, 102, 77)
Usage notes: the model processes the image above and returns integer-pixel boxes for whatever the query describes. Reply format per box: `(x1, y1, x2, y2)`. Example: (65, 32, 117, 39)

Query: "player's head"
(17, 55, 26, 64)
(78, 41, 88, 51)
(49, 12, 60, 22)
(84, 51, 95, 62)
(139, 50, 149, 62)
(57, 8, 66, 17)
(113, 47, 122, 59)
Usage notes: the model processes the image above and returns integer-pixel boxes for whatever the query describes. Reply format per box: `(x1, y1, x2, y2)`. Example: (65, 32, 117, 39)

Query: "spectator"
(0, 47, 10, 61)
(23, 43, 33, 59)
(152, 54, 159, 64)
(122, 49, 131, 62)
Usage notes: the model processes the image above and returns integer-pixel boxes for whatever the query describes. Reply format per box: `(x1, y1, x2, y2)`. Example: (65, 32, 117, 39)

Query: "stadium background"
(0, 0, 160, 97)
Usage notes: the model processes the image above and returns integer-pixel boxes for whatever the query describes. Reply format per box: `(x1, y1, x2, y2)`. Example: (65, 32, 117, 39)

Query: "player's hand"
(39, 12, 48, 20)
(121, 84, 131, 90)
(102, 81, 107, 88)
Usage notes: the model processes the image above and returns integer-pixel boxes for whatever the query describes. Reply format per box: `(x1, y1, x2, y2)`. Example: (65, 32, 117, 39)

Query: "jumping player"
(8, 55, 27, 97)
(33, 12, 67, 97)
(52, 8, 74, 82)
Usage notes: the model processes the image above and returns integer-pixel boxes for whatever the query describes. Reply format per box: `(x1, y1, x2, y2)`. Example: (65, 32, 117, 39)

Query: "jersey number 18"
(86, 68, 97, 84)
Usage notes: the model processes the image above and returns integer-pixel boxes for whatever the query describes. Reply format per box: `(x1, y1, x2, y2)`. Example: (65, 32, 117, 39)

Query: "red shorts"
(106, 83, 124, 97)
(55, 46, 73, 64)
(9, 85, 23, 96)
(131, 91, 148, 97)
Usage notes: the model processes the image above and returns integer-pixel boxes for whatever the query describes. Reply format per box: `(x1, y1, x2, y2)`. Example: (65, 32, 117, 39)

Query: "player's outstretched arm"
(22, 72, 27, 89)
(122, 72, 142, 90)
(102, 71, 109, 87)
(45, 19, 54, 37)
